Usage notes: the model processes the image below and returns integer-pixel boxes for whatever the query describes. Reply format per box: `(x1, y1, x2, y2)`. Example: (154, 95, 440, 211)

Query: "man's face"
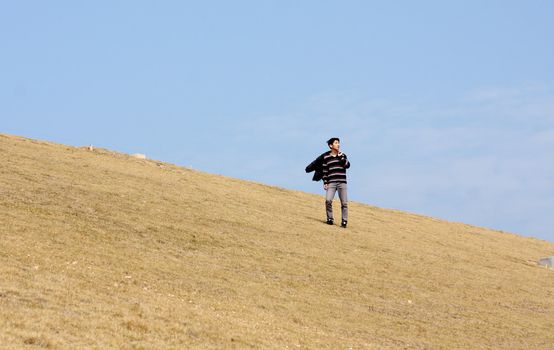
(331, 140, 340, 151)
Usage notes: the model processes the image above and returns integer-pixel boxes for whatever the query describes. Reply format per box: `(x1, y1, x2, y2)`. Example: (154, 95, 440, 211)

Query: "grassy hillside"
(1, 133, 553, 349)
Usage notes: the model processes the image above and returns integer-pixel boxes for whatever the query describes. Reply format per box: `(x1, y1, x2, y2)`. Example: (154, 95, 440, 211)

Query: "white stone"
(131, 153, 146, 159)
(538, 256, 554, 268)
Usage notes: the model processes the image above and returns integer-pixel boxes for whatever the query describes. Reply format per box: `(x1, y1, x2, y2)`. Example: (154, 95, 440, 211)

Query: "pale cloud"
(466, 83, 549, 102)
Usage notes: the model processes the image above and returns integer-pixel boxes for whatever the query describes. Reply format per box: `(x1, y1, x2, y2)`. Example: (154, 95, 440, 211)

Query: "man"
(305, 137, 351, 227)
(322, 137, 350, 228)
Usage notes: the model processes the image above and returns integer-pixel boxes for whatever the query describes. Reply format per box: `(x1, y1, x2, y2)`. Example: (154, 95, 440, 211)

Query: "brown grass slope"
(1, 133, 553, 349)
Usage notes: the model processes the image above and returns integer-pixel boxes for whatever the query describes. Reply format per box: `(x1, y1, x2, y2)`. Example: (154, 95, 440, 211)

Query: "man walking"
(322, 137, 350, 228)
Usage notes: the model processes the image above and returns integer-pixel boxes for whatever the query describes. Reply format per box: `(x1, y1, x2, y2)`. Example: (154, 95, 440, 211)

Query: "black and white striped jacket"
(322, 151, 350, 184)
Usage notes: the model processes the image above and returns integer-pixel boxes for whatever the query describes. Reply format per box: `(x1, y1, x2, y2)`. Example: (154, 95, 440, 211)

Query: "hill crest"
(1, 133, 553, 349)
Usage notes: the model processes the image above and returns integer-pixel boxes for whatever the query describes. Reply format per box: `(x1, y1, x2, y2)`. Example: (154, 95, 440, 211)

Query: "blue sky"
(2, 1, 554, 242)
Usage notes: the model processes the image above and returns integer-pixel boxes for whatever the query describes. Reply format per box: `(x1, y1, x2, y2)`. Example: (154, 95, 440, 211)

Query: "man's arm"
(322, 157, 329, 189)
(341, 153, 350, 169)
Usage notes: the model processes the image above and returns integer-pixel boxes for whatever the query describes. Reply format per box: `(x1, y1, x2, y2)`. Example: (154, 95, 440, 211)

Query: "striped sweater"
(322, 151, 350, 184)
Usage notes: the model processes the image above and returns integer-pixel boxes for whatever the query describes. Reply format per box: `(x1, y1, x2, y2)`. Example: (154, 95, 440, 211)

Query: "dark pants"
(325, 182, 348, 221)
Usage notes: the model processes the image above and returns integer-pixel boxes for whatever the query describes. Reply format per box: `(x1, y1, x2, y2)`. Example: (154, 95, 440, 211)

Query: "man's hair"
(327, 137, 340, 146)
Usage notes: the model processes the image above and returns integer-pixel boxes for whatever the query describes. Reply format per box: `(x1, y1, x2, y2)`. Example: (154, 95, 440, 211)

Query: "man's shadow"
(304, 216, 330, 225)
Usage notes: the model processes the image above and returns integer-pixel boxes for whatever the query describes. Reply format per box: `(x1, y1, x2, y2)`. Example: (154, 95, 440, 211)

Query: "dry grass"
(1, 132, 553, 349)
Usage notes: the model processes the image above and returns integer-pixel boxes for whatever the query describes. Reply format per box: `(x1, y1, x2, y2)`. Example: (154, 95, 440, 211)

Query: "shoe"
(341, 220, 347, 228)
(326, 218, 334, 225)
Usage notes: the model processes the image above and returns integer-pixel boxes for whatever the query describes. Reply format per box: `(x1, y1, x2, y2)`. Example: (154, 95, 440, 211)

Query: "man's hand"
(323, 183, 329, 190)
